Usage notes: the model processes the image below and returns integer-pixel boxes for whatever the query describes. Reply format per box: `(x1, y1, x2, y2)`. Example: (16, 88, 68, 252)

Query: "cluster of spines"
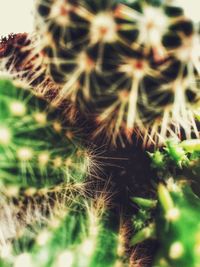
(0, 34, 55, 95)
(33, 0, 200, 146)
(0, 194, 132, 267)
(0, 78, 91, 193)
(0, 78, 141, 267)
(0, 1, 199, 146)
(131, 139, 200, 267)
(0, 78, 93, 253)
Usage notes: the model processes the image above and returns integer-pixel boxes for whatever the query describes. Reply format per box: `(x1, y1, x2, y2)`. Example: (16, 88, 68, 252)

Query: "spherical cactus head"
(1, 1, 199, 147)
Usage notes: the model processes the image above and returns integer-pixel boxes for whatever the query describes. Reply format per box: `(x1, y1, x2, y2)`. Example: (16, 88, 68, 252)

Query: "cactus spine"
(132, 139, 200, 267)
(33, 0, 200, 146)
(0, 79, 91, 193)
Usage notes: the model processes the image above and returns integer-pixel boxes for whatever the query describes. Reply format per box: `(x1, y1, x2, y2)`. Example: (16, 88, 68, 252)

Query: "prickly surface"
(0, 196, 132, 267)
(131, 139, 200, 267)
(33, 0, 200, 146)
(0, 79, 91, 192)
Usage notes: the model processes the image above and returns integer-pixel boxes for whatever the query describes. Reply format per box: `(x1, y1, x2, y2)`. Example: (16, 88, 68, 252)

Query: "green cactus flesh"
(155, 183, 200, 267)
(132, 181, 200, 267)
(0, 199, 129, 267)
(132, 139, 200, 267)
(0, 79, 91, 193)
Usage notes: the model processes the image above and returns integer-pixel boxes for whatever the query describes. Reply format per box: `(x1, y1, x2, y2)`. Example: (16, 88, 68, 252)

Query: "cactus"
(32, 0, 200, 146)
(154, 183, 200, 267)
(0, 1, 199, 146)
(0, 1, 200, 267)
(0, 34, 61, 102)
(0, 77, 95, 253)
(131, 139, 200, 267)
(0, 195, 131, 267)
(132, 181, 200, 267)
(0, 78, 91, 194)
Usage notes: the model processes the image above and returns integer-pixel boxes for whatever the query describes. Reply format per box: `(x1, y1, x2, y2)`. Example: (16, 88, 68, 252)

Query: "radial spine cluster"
(31, 0, 200, 145)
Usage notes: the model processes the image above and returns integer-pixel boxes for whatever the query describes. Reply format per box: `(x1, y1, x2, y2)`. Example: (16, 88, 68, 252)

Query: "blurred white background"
(0, 0, 199, 37)
(0, 0, 34, 36)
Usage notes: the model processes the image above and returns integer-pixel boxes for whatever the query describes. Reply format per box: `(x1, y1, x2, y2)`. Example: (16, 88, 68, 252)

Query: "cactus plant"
(1, 1, 199, 146)
(132, 181, 200, 267)
(0, 194, 131, 267)
(0, 78, 91, 194)
(0, 0, 200, 267)
(131, 139, 200, 267)
(154, 182, 200, 267)
(0, 77, 95, 252)
(33, 0, 200, 145)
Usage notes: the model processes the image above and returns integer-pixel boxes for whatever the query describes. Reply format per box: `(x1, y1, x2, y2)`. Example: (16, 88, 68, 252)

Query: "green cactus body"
(1, 199, 129, 267)
(154, 183, 200, 267)
(151, 139, 200, 178)
(132, 181, 200, 267)
(132, 139, 200, 267)
(0, 78, 91, 194)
